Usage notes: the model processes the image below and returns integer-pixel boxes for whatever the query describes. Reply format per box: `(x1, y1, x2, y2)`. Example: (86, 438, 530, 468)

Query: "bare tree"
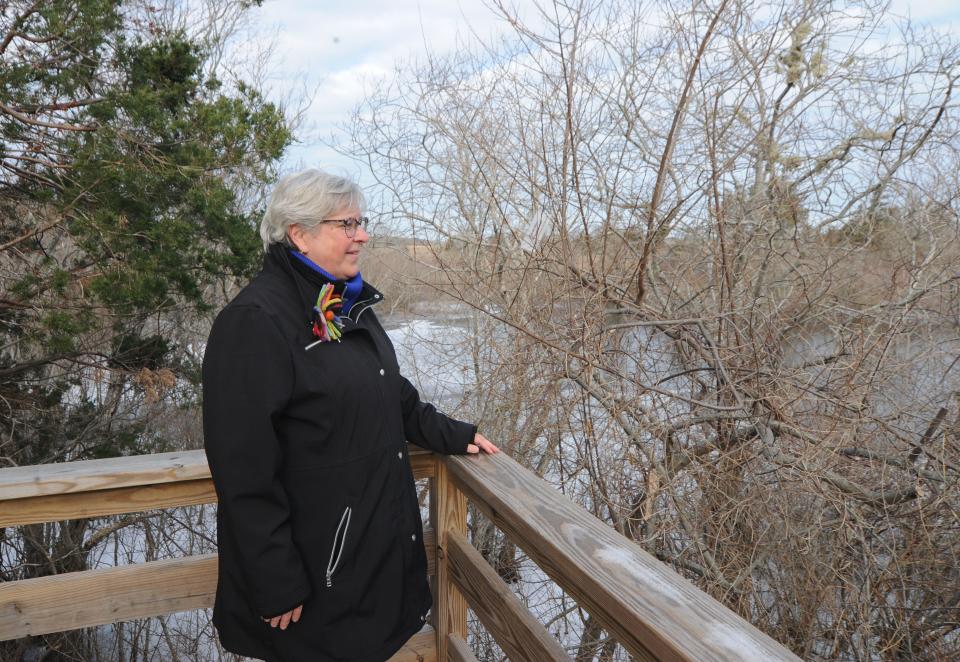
(347, 0, 960, 658)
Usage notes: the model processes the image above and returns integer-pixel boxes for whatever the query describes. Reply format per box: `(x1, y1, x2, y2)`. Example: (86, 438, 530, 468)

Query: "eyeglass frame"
(317, 216, 369, 238)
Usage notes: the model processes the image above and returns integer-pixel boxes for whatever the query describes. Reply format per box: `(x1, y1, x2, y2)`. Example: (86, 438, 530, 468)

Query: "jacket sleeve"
(202, 304, 311, 617)
(399, 375, 476, 455)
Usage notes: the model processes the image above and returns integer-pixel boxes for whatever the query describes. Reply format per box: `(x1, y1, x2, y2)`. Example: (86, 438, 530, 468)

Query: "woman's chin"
(342, 261, 361, 279)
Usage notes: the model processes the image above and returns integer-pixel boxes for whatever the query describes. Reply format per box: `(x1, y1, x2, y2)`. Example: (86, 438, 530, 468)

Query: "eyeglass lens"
(321, 217, 368, 237)
(342, 217, 367, 237)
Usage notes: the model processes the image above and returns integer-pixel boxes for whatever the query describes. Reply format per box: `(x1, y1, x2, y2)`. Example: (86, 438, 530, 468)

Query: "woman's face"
(289, 202, 368, 280)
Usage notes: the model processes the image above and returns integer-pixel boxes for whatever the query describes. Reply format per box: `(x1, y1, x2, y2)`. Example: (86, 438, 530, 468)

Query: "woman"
(202, 169, 498, 662)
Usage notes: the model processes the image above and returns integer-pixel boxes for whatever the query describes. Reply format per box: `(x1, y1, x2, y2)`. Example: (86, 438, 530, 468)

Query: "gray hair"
(260, 169, 367, 249)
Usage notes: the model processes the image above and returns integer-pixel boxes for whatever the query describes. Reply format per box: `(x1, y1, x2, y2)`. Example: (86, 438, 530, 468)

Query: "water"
(13, 309, 957, 660)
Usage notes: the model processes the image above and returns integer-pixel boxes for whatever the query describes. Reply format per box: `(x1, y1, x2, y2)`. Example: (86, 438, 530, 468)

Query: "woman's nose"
(354, 224, 369, 243)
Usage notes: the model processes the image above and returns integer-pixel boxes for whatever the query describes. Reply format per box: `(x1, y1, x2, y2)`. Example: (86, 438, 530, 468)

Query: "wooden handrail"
(0, 447, 439, 662)
(443, 451, 802, 662)
(0, 448, 436, 528)
(0, 451, 210, 501)
(0, 448, 802, 661)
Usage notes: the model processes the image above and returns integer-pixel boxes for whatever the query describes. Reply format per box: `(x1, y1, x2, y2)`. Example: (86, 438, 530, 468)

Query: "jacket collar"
(264, 243, 383, 326)
(287, 249, 364, 313)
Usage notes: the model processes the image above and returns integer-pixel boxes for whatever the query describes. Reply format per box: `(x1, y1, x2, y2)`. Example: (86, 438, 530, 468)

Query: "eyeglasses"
(318, 216, 369, 238)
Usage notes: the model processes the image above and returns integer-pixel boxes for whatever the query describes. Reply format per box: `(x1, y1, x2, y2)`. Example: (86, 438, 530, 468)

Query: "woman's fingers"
(468, 433, 500, 454)
(484, 441, 500, 453)
(264, 604, 303, 629)
(477, 433, 499, 454)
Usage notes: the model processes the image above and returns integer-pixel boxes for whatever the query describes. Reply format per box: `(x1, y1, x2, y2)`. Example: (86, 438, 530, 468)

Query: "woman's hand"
(466, 432, 500, 454)
(263, 604, 302, 630)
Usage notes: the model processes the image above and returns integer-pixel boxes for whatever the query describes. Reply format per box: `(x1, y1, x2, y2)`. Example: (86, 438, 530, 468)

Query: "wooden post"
(430, 454, 468, 661)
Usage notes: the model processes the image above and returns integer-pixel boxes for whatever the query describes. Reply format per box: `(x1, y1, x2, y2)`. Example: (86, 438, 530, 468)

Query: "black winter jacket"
(202, 244, 476, 662)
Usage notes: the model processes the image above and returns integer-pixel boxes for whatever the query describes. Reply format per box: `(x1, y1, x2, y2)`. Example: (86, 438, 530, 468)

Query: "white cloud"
(238, 0, 545, 176)
(241, 0, 958, 181)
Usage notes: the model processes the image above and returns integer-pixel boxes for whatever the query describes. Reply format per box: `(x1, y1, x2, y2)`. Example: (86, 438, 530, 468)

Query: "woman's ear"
(287, 224, 306, 254)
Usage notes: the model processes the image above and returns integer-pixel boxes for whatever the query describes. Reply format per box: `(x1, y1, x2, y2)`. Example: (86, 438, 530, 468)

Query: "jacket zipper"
(351, 295, 381, 324)
(326, 506, 352, 587)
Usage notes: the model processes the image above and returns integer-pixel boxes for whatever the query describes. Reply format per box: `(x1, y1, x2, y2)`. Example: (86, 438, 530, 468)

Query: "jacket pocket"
(326, 505, 352, 587)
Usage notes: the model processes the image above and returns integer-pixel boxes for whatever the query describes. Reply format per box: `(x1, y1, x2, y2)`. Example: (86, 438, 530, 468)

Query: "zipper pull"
(326, 571, 333, 588)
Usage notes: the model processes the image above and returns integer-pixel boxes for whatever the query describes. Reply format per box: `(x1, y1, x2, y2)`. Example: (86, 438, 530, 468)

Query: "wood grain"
(447, 531, 571, 661)
(0, 479, 217, 528)
(429, 460, 468, 662)
(0, 530, 438, 638)
(409, 445, 436, 479)
(0, 446, 435, 525)
(444, 452, 801, 662)
(0, 451, 210, 501)
(423, 526, 436, 577)
(1, 556, 440, 662)
(391, 624, 437, 662)
(446, 633, 480, 662)
(0, 554, 218, 640)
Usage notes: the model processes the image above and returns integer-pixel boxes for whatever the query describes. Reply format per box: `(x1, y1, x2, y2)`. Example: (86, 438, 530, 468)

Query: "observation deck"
(0, 447, 800, 660)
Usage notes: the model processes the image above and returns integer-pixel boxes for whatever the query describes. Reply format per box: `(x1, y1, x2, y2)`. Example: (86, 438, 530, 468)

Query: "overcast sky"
(243, 0, 544, 180)
(243, 0, 960, 183)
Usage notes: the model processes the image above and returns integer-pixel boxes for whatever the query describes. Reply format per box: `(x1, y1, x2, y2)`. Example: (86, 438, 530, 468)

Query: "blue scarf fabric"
(288, 249, 363, 315)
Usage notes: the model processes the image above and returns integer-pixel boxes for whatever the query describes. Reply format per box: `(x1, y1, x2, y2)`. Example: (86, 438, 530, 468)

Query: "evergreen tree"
(1, 2, 289, 657)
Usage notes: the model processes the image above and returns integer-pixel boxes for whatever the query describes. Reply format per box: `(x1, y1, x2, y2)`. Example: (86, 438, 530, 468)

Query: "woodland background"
(1, 1, 958, 660)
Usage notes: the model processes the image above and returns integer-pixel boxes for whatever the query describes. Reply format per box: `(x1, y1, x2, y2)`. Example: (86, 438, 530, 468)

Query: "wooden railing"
(0, 448, 801, 661)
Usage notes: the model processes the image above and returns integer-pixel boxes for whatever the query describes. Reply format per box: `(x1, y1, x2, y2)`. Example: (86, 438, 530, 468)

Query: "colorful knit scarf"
(288, 249, 364, 343)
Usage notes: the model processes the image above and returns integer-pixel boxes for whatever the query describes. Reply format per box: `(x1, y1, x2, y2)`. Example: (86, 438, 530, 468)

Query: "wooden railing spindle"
(429, 454, 469, 660)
